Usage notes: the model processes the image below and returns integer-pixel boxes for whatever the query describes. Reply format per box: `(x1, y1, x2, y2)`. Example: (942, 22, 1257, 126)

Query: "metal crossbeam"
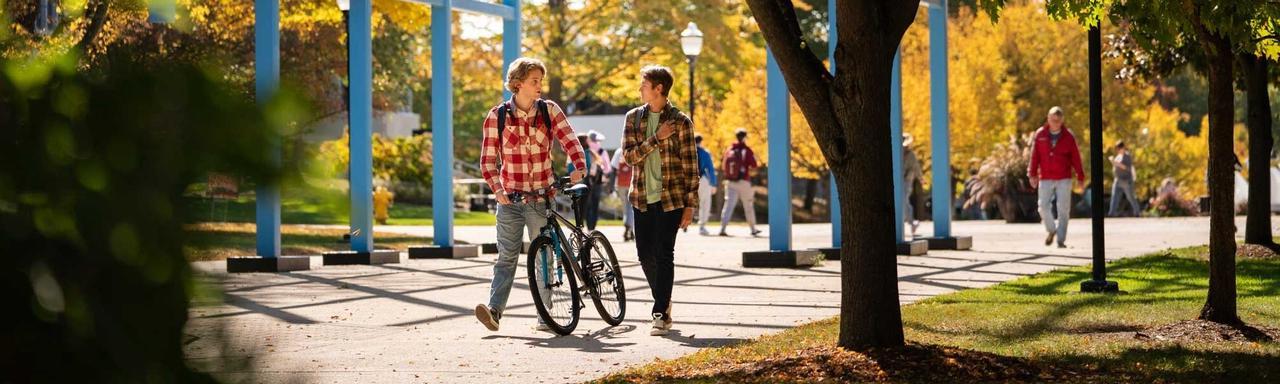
(400, 0, 517, 19)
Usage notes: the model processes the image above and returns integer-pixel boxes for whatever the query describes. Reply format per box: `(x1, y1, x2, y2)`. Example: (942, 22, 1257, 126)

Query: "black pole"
(342, 9, 351, 184)
(343, 10, 351, 133)
(687, 55, 696, 120)
(1082, 26, 1118, 293)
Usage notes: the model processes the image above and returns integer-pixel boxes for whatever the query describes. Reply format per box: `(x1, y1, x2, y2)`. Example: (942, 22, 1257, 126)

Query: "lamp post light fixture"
(680, 22, 703, 120)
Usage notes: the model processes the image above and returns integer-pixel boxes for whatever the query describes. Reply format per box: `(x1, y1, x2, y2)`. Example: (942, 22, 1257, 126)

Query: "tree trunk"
(1189, 8, 1240, 325)
(545, 0, 567, 103)
(1242, 54, 1274, 246)
(75, 0, 109, 52)
(747, 0, 917, 349)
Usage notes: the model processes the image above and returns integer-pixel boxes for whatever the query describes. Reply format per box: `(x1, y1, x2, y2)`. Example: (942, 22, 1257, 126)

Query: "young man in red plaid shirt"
(474, 57, 586, 332)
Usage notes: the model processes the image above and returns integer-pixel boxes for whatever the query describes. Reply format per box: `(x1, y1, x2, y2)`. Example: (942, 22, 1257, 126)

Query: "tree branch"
(75, 0, 110, 52)
(744, 0, 831, 112)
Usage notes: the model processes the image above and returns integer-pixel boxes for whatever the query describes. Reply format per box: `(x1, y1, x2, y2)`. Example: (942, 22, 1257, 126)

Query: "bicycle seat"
(564, 183, 589, 196)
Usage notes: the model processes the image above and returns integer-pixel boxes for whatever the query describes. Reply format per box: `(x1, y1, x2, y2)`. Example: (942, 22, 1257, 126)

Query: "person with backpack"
(622, 65, 699, 336)
(1028, 106, 1085, 248)
(718, 128, 761, 237)
(695, 134, 718, 235)
(475, 57, 586, 332)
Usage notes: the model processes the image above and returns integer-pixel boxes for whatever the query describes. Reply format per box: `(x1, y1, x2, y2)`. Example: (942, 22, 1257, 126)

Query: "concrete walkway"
(185, 217, 1232, 383)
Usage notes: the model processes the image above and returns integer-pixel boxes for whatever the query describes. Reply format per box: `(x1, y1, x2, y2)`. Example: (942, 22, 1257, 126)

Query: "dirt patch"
(606, 343, 1112, 383)
(1236, 243, 1280, 260)
(1135, 319, 1280, 343)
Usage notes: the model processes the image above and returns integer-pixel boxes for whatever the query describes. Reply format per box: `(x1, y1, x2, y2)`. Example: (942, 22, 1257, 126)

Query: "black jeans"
(633, 203, 682, 316)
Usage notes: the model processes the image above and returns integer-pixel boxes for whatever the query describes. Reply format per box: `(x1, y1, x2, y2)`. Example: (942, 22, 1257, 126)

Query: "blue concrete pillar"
(502, 0, 521, 100)
(827, 0, 840, 248)
(766, 49, 792, 251)
(891, 50, 904, 243)
(432, 1, 456, 246)
(148, 0, 175, 23)
(349, 0, 374, 252)
(928, 0, 952, 238)
(254, 0, 281, 258)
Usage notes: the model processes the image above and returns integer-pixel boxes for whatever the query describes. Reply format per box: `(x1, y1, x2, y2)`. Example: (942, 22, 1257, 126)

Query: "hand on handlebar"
(570, 169, 585, 183)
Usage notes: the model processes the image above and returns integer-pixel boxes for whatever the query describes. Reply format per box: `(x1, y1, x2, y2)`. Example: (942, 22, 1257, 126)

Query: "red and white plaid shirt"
(479, 99, 586, 196)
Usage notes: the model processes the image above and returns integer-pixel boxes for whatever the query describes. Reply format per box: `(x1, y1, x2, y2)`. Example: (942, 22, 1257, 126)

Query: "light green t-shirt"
(644, 111, 663, 204)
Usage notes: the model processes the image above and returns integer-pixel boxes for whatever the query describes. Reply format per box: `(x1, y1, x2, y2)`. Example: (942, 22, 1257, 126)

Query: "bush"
(1, 49, 301, 381)
(965, 132, 1039, 222)
(315, 132, 433, 202)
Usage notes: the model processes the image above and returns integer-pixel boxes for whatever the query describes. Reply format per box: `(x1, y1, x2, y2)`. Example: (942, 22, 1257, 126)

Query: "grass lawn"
(183, 223, 430, 261)
(186, 195, 497, 226)
(187, 195, 627, 227)
(601, 245, 1280, 383)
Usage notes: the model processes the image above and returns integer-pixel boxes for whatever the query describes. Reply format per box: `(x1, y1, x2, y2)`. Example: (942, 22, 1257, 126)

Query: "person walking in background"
(570, 133, 597, 227)
(718, 128, 761, 237)
(1109, 141, 1141, 217)
(695, 134, 718, 235)
(902, 133, 924, 238)
(1028, 106, 1086, 248)
(612, 147, 635, 241)
(584, 130, 612, 230)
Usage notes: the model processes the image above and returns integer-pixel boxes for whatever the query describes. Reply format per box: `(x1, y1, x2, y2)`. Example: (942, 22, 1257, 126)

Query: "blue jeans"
(487, 201, 547, 316)
(1038, 179, 1073, 243)
(1109, 178, 1140, 216)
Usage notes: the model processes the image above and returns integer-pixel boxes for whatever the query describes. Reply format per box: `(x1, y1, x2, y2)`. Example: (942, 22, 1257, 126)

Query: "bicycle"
(514, 176, 626, 335)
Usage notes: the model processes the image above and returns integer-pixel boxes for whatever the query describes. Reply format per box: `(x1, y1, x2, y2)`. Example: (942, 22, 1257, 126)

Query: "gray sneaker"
(534, 321, 552, 333)
(475, 304, 500, 331)
(649, 313, 672, 336)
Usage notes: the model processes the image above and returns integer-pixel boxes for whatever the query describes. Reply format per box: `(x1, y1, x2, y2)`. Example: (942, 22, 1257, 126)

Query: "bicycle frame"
(534, 194, 591, 291)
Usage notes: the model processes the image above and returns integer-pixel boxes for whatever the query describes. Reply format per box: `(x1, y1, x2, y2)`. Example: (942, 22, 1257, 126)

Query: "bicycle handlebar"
(505, 176, 588, 204)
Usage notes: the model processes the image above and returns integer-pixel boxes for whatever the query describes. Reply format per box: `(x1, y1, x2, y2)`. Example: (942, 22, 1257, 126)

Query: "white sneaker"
(650, 313, 671, 336)
(534, 322, 552, 332)
(699, 227, 710, 236)
(475, 304, 500, 331)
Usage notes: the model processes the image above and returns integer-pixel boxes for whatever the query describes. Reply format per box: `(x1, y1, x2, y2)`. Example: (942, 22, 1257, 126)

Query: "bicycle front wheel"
(526, 235, 580, 335)
(581, 230, 625, 325)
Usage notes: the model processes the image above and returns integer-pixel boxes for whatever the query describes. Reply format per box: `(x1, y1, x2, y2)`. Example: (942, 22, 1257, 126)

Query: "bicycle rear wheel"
(526, 235, 580, 335)
(580, 230, 625, 325)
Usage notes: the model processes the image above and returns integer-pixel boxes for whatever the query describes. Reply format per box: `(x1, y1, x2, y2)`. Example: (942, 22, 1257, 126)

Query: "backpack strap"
(537, 99, 554, 137)
(634, 107, 646, 139)
(496, 103, 509, 167)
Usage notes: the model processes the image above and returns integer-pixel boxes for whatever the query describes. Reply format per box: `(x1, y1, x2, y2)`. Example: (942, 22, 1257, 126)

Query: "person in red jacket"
(1028, 106, 1086, 248)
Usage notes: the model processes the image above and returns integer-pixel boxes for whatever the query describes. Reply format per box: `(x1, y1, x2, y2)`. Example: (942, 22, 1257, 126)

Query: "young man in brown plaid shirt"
(621, 65, 699, 336)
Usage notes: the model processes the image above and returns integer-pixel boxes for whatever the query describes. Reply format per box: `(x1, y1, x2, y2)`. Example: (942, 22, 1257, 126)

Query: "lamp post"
(336, 0, 352, 236)
(680, 22, 703, 120)
(337, 0, 351, 131)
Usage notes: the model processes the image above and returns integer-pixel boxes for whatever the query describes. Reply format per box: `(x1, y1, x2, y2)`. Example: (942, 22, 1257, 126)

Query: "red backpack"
(724, 147, 749, 181)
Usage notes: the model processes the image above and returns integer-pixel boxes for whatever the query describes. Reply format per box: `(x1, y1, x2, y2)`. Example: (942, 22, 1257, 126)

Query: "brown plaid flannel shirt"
(622, 102, 699, 213)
